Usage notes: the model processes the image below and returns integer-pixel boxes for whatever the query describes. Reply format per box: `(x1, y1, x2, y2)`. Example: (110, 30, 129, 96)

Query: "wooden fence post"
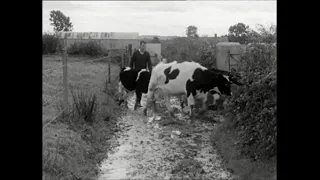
(108, 56, 111, 83)
(128, 55, 131, 67)
(62, 37, 68, 107)
(121, 53, 124, 68)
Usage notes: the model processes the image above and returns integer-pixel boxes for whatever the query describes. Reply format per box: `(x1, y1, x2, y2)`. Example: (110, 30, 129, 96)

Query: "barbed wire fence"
(43, 37, 131, 129)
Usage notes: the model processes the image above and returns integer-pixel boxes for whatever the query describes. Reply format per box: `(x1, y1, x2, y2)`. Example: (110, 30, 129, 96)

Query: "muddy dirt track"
(98, 94, 235, 180)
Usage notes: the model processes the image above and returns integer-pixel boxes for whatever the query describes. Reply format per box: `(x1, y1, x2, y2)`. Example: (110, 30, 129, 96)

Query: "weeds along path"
(98, 94, 235, 180)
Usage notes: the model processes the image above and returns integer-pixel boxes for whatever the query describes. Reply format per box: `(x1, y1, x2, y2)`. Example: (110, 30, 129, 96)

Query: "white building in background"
(57, 32, 140, 55)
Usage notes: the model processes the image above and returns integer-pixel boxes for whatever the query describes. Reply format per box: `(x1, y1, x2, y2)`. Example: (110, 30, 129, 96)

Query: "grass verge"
(43, 87, 121, 180)
(210, 114, 276, 180)
(43, 55, 122, 180)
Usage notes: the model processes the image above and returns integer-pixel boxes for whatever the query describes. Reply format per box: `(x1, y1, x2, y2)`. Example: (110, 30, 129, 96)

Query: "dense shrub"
(68, 41, 103, 56)
(43, 33, 62, 54)
(162, 31, 277, 161)
(226, 42, 277, 160)
(161, 37, 216, 68)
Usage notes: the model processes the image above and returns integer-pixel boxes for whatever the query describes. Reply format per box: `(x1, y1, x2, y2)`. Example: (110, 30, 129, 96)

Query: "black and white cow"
(143, 61, 234, 118)
(117, 67, 151, 110)
(166, 67, 244, 112)
(182, 67, 244, 108)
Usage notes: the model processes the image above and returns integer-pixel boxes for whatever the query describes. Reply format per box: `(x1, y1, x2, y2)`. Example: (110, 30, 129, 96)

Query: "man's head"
(140, 41, 146, 52)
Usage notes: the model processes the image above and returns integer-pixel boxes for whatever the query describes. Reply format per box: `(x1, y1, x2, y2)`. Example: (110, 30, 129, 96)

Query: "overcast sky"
(42, 0, 277, 37)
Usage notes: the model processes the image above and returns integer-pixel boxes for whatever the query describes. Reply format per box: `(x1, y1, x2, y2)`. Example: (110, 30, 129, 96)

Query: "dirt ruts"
(98, 95, 235, 180)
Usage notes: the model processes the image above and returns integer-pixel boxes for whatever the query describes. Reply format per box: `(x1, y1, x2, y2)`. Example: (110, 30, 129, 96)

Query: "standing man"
(129, 41, 152, 108)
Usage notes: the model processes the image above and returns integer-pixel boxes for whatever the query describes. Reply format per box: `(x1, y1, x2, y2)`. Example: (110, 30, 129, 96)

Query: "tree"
(150, 36, 161, 43)
(228, 23, 250, 44)
(186, 25, 199, 38)
(255, 24, 277, 43)
(49, 10, 73, 33)
(246, 29, 261, 43)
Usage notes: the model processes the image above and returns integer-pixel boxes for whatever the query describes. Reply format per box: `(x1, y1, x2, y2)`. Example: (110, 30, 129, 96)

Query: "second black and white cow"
(143, 61, 233, 118)
(178, 67, 244, 109)
(117, 67, 151, 110)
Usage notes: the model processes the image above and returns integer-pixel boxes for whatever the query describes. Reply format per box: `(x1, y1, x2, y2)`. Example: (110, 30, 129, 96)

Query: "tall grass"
(70, 88, 97, 124)
(43, 86, 120, 180)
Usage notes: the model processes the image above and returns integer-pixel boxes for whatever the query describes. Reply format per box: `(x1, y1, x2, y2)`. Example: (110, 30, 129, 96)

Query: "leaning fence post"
(62, 37, 68, 107)
(108, 56, 111, 83)
(121, 53, 124, 68)
(128, 55, 131, 67)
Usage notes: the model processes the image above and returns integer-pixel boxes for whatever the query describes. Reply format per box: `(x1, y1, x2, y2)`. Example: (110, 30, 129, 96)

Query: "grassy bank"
(211, 114, 276, 180)
(43, 55, 121, 180)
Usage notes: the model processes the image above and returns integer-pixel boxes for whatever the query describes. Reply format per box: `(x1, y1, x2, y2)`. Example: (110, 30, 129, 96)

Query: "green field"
(42, 54, 121, 179)
(42, 55, 120, 125)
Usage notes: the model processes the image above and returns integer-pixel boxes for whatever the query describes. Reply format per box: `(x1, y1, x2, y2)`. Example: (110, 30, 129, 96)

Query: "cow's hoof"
(208, 105, 217, 111)
(169, 111, 175, 118)
(198, 110, 206, 116)
(181, 109, 189, 115)
(188, 113, 195, 120)
(152, 106, 158, 113)
(143, 109, 147, 116)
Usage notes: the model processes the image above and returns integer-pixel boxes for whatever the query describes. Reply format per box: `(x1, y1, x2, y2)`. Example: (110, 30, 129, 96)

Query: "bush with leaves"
(226, 42, 277, 161)
(68, 41, 103, 56)
(161, 37, 216, 68)
(43, 32, 62, 54)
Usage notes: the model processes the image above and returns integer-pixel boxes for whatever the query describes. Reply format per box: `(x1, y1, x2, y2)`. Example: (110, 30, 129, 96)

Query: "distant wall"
(58, 32, 140, 53)
(63, 39, 139, 54)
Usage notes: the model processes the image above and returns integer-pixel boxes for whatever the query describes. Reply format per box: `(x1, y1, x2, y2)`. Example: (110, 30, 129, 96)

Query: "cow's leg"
(123, 91, 129, 108)
(199, 94, 208, 116)
(212, 93, 220, 105)
(209, 93, 220, 110)
(186, 93, 196, 119)
(180, 95, 185, 110)
(164, 94, 175, 118)
(134, 91, 143, 110)
(143, 83, 157, 116)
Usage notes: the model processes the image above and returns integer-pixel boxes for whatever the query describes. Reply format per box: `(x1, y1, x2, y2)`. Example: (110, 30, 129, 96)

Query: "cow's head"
(208, 68, 244, 86)
(217, 74, 232, 96)
(228, 73, 244, 86)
